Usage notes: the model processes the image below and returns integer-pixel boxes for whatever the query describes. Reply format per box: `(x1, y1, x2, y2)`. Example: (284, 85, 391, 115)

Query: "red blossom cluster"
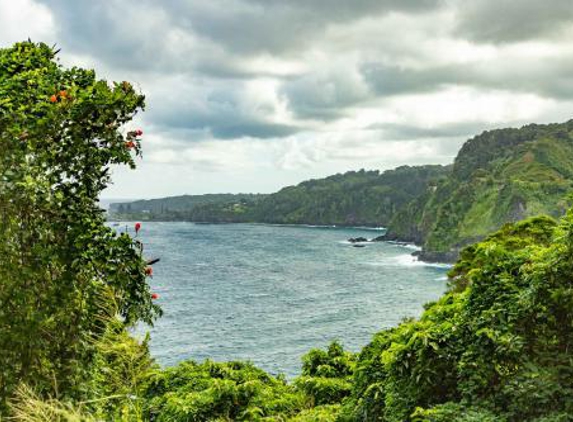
(125, 129, 143, 149)
(49, 90, 68, 103)
(133, 222, 159, 300)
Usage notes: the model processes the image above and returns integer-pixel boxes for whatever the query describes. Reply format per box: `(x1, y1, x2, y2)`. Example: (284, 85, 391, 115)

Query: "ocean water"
(128, 222, 449, 377)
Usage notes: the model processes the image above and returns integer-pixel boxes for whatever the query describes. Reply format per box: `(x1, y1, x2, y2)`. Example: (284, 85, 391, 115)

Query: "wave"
(351, 226, 386, 231)
(367, 253, 452, 269)
(338, 240, 370, 245)
(384, 241, 421, 251)
(265, 223, 386, 231)
(338, 240, 420, 251)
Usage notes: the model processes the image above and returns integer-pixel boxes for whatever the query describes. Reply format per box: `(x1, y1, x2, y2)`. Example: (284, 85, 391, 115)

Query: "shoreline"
(109, 220, 456, 265)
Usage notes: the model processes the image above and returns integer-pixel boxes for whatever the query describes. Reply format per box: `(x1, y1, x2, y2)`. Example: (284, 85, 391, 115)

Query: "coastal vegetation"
(109, 193, 267, 221)
(109, 166, 449, 227)
(3, 41, 573, 421)
(386, 121, 573, 261)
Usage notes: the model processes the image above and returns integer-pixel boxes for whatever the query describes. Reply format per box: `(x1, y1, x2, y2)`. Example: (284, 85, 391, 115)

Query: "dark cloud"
(33, 0, 573, 143)
(164, 0, 442, 55)
(38, 0, 442, 74)
(361, 58, 573, 100)
(280, 70, 368, 120)
(149, 85, 299, 139)
(453, 0, 573, 43)
(361, 63, 452, 96)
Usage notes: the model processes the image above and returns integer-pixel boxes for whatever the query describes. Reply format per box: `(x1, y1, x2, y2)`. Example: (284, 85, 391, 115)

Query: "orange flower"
(59, 90, 67, 99)
(145, 267, 153, 276)
(125, 141, 136, 149)
(49, 95, 57, 103)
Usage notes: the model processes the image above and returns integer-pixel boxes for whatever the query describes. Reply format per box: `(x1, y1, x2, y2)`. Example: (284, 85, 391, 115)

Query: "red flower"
(135, 222, 141, 233)
(151, 293, 159, 300)
(49, 94, 57, 103)
(145, 267, 153, 276)
(125, 141, 136, 149)
(135, 129, 143, 136)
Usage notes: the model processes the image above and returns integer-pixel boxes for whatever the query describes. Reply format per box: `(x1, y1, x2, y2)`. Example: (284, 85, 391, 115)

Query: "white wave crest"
(368, 254, 452, 269)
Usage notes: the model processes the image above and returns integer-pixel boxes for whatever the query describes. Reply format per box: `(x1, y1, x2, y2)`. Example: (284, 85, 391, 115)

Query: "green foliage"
(288, 404, 341, 421)
(0, 41, 159, 412)
(9, 325, 155, 421)
(345, 212, 573, 421)
(8, 384, 97, 422)
(87, 321, 157, 420)
(141, 360, 307, 421)
(411, 403, 503, 422)
(387, 120, 573, 260)
(110, 166, 449, 226)
(109, 193, 267, 222)
(447, 215, 557, 291)
(295, 341, 356, 406)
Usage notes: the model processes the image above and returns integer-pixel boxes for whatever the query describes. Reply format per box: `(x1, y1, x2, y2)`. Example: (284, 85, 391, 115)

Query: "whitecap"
(338, 240, 370, 245)
(367, 254, 452, 269)
(384, 241, 421, 251)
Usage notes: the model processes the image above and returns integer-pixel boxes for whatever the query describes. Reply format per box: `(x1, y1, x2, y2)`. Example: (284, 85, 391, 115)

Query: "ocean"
(128, 222, 449, 377)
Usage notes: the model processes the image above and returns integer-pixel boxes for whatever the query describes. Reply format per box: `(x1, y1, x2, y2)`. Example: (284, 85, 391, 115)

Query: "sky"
(1, 0, 573, 199)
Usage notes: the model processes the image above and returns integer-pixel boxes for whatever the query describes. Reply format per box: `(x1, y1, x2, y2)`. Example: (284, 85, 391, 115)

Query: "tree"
(0, 41, 160, 411)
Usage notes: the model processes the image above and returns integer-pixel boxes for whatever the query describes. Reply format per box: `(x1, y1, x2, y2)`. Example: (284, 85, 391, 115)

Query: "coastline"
(108, 219, 456, 265)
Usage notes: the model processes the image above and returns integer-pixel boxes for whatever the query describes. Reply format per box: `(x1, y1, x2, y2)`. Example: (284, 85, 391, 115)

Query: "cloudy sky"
(2, 0, 573, 199)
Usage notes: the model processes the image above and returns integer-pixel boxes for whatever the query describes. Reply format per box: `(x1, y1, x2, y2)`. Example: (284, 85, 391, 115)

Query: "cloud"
(453, 0, 573, 44)
(3, 0, 573, 197)
(0, 0, 55, 45)
(281, 65, 370, 120)
(163, 0, 442, 56)
(144, 76, 300, 139)
(368, 121, 495, 140)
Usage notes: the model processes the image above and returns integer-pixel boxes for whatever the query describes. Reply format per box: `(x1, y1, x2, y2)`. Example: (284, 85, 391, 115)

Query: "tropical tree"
(0, 41, 160, 412)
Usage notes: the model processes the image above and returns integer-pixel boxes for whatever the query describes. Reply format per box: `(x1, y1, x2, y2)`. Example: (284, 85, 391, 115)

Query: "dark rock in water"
(353, 244, 366, 248)
(383, 229, 424, 245)
(371, 235, 386, 242)
(348, 237, 368, 243)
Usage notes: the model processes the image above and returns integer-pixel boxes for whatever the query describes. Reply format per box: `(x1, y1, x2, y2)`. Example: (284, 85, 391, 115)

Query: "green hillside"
(109, 166, 449, 226)
(247, 166, 449, 226)
(387, 121, 573, 261)
(109, 193, 267, 221)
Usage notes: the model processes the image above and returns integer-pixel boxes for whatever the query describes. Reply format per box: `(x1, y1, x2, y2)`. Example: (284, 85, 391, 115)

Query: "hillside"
(247, 166, 449, 226)
(108, 193, 267, 221)
(109, 166, 450, 226)
(387, 120, 573, 261)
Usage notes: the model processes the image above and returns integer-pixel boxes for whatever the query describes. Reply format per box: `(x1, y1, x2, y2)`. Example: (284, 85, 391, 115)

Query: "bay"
(129, 222, 449, 377)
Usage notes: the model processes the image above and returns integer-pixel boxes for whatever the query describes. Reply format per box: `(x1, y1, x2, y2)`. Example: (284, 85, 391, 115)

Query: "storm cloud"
(2, 0, 573, 197)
